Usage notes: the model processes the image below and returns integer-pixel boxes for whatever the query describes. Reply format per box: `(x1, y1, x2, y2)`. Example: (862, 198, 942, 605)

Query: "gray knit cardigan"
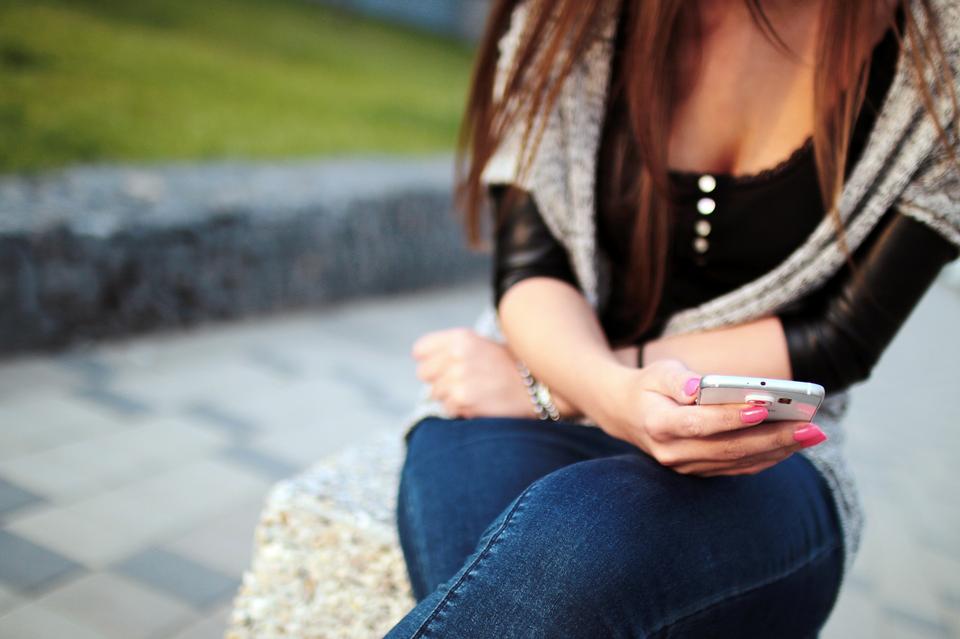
(404, 0, 960, 574)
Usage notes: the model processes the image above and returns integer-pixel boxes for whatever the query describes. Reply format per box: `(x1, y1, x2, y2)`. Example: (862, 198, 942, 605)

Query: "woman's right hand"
(598, 359, 828, 477)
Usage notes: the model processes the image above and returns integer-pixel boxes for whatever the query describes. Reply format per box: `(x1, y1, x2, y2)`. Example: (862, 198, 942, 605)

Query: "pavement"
(0, 274, 958, 639)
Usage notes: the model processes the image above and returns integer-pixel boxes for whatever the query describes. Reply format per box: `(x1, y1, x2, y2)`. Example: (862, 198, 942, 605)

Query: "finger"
(673, 448, 796, 476)
(641, 359, 702, 405)
(411, 328, 470, 360)
(411, 330, 452, 360)
(659, 402, 767, 439)
(440, 381, 470, 417)
(698, 458, 784, 477)
(656, 418, 825, 467)
(415, 352, 452, 382)
(701, 420, 827, 462)
(443, 396, 465, 417)
(428, 379, 448, 402)
(443, 399, 465, 417)
(701, 443, 803, 476)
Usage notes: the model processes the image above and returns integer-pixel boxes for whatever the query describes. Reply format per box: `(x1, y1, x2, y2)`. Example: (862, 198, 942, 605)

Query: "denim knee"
(475, 452, 842, 636)
(391, 444, 843, 638)
(497, 455, 670, 614)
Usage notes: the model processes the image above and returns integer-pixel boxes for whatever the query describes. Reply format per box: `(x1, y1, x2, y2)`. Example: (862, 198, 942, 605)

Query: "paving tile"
(316, 283, 487, 358)
(0, 583, 26, 615)
(167, 603, 231, 639)
(112, 548, 238, 610)
(249, 403, 396, 468)
(36, 572, 198, 639)
(185, 377, 341, 435)
(5, 499, 159, 570)
(881, 605, 953, 638)
(164, 498, 264, 576)
(243, 324, 404, 380)
(6, 459, 270, 568)
(0, 446, 105, 506)
(56, 352, 114, 386)
(244, 347, 303, 379)
(0, 476, 45, 520)
(220, 446, 300, 481)
(0, 394, 128, 462)
(901, 500, 960, 562)
(0, 530, 85, 594)
(182, 402, 260, 442)
(0, 357, 79, 404)
(223, 372, 404, 463)
(0, 416, 228, 504)
(74, 386, 152, 417)
(945, 615, 960, 639)
(111, 361, 284, 418)
(865, 522, 944, 623)
(94, 320, 306, 377)
(941, 262, 960, 290)
(943, 591, 960, 612)
(942, 595, 960, 639)
(127, 459, 271, 533)
(0, 602, 106, 639)
(823, 586, 882, 639)
(913, 545, 960, 606)
(124, 417, 230, 470)
(330, 361, 416, 416)
(183, 378, 400, 464)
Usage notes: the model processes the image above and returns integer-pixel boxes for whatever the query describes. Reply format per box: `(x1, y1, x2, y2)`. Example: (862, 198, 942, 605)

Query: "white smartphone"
(696, 375, 825, 422)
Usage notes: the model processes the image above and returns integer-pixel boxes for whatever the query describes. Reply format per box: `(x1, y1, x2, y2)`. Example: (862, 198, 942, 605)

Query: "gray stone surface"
(0, 282, 485, 638)
(0, 478, 44, 521)
(220, 446, 301, 482)
(182, 403, 261, 443)
(0, 530, 84, 594)
(0, 603, 106, 639)
(113, 548, 238, 610)
(0, 156, 488, 354)
(35, 572, 199, 639)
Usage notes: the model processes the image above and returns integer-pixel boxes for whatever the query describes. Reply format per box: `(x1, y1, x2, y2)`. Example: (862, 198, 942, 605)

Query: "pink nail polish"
(740, 406, 768, 424)
(684, 377, 701, 396)
(793, 424, 828, 448)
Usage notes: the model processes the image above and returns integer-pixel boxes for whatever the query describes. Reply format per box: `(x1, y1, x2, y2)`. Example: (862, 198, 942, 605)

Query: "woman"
(387, 0, 959, 636)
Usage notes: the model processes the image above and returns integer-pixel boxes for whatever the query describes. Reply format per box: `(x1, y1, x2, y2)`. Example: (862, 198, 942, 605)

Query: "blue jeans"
(387, 416, 844, 638)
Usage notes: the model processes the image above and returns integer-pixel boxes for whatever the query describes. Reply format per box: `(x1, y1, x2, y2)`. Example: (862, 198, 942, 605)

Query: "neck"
(693, 0, 822, 39)
(680, 0, 824, 67)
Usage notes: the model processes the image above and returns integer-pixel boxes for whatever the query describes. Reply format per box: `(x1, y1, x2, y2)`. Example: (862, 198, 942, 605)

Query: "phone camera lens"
(760, 381, 766, 386)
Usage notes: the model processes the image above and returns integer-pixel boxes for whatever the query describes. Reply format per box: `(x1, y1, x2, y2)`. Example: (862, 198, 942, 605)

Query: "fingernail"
(740, 406, 768, 424)
(793, 424, 828, 448)
(683, 377, 701, 396)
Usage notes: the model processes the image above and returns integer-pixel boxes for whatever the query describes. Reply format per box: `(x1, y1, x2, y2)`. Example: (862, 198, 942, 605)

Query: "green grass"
(0, 0, 475, 172)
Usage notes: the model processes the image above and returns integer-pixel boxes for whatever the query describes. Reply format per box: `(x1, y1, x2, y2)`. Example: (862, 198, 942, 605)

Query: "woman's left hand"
(411, 328, 535, 419)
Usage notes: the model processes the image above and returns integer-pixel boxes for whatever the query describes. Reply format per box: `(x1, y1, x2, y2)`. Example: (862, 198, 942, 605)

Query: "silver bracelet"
(516, 361, 561, 421)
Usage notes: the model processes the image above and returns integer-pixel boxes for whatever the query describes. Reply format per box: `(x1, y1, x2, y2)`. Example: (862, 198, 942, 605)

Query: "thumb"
(642, 359, 701, 405)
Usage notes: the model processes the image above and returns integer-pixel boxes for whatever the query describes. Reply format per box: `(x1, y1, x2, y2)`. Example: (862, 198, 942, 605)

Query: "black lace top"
(595, 11, 901, 346)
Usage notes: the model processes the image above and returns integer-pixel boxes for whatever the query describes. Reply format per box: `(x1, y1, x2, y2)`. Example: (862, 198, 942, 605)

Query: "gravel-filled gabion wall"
(0, 156, 489, 354)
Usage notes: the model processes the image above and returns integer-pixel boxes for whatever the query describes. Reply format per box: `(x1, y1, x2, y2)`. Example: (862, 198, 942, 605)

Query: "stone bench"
(227, 432, 414, 638)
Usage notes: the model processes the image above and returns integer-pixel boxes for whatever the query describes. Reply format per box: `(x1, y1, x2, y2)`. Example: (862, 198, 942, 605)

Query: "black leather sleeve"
(779, 211, 958, 394)
(491, 185, 580, 309)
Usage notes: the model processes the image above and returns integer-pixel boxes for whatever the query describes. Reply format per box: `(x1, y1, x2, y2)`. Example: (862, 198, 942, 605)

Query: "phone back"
(697, 375, 825, 422)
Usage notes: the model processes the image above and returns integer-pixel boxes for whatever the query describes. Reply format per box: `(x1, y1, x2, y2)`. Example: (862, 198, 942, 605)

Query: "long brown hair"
(457, 0, 958, 343)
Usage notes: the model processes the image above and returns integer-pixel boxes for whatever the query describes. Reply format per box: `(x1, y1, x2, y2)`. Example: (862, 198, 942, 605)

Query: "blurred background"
(0, 1, 958, 638)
